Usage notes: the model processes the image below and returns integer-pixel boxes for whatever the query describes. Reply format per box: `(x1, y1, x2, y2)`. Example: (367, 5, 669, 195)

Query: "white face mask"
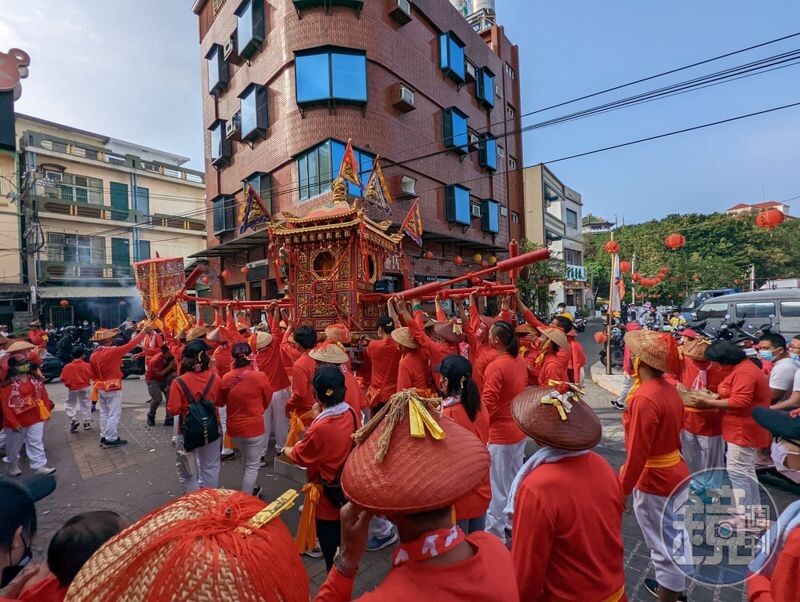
(771, 439, 800, 484)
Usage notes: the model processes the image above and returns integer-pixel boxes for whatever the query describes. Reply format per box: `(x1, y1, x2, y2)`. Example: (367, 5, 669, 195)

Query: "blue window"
(212, 195, 235, 234)
(295, 48, 367, 105)
(443, 107, 469, 154)
(244, 172, 272, 213)
(206, 44, 228, 95)
(209, 120, 231, 166)
(239, 84, 268, 141)
(446, 184, 471, 226)
(439, 32, 465, 83)
(481, 199, 500, 233)
(479, 134, 497, 171)
(236, 0, 265, 59)
(297, 139, 373, 201)
(476, 67, 495, 108)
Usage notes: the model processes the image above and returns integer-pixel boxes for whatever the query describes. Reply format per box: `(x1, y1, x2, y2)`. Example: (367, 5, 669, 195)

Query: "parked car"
(693, 289, 800, 339)
(679, 288, 737, 319)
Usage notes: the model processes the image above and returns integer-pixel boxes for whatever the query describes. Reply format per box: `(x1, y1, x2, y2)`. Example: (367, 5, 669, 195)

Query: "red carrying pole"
(156, 264, 210, 320)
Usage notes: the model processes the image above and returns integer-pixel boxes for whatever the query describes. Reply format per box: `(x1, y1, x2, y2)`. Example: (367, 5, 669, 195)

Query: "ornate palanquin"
(269, 192, 402, 335)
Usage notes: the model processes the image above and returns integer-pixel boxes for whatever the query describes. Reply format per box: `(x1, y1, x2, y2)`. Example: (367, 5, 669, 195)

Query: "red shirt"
(537, 352, 569, 386)
(621, 377, 690, 496)
(28, 329, 47, 349)
(60, 358, 93, 390)
(1, 377, 52, 429)
(219, 367, 272, 438)
(483, 353, 528, 445)
(396, 348, 432, 392)
(680, 358, 727, 436)
(280, 338, 302, 374)
(747, 528, 800, 602)
(255, 320, 291, 391)
(443, 400, 491, 520)
(408, 318, 458, 389)
(569, 340, 586, 383)
(287, 352, 316, 419)
(512, 452, 625, 601)
(342, 365, 365, 417)
(19, 573, 66, 602)
(716, 360, 772, 448)
(367, 337, 401, 403)
(166, 371, 222, 426)
(90, 330, 146, 383)
(288, 410, 356, 520)
(141, 332, 163, 366)
(145, 352, 173, 383)
(213, 344, 233, 377)
(315, 531, 519, 601)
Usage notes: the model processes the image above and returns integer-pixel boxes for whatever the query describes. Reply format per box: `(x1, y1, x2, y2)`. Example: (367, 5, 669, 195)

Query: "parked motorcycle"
(40, 352, 64, 383)
(599, 324, 625, 369)
(573, 316, 586, 333)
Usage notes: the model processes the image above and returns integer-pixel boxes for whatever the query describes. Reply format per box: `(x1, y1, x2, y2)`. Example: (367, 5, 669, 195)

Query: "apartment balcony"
(39, 260, 134, 284)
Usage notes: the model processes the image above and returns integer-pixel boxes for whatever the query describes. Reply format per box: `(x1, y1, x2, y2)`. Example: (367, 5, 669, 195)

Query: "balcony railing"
(25, 132, 205, 184)
(39, 260, 134, 283)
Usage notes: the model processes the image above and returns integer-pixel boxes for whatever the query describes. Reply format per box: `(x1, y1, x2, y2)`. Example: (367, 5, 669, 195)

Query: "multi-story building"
(191, 0, 524, 304)
(16, 115, 207, 327)
(726, 200, 793, 217)
(522, 163, 585, 312)
(582, 213, 614, 235)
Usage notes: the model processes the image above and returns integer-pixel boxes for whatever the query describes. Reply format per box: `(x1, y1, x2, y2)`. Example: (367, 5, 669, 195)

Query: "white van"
(694, 289, 800, 339)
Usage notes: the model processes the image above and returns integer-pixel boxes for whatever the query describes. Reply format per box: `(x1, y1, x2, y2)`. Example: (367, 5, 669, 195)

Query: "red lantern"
(454, 256, 464, 266)
(620, 261, 631, 273)
(220, 270, 230, 280)
(423, 251, 434, 260)
(632, 272, 641, 283)
(665, 233, 686, 250)
(756, 208, 784, 230)
(240, 266, 249, 275)
(594, 331, 608, 344)
(59, 299, 69, 307)
(603, 240, 620, 254)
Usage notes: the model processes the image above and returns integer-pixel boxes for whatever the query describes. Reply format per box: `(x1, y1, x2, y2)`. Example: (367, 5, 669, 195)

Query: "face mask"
(12, 362, 31, 375)
(1, 547, 31, 587)
(759, 350, 775, 362)
(791, 353, 800, 362)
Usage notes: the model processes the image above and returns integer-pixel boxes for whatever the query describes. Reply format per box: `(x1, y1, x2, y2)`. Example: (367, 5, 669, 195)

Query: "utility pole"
(630, 251, 637, 305)
(21, 168, 43, 320)
(750, 264, 756, 291)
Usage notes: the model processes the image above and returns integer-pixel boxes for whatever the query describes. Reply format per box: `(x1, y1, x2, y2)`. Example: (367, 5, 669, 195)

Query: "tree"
(515, 239, 566, 313)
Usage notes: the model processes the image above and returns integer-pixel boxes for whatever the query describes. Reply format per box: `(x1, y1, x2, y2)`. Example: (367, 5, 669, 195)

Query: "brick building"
(191, 0, 524, 303)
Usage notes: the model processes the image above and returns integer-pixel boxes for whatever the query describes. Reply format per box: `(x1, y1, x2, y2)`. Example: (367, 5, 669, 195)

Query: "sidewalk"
(590, 360, 626, 397)
(11, 377, 794, 600)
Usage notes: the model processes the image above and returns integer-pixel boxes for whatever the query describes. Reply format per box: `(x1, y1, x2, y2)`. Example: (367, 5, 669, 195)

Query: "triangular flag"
(339, 138, 361, 187)
(401, 200, 424, 247)
(239, 181, 271, 234)
(364, 158, 392, 214)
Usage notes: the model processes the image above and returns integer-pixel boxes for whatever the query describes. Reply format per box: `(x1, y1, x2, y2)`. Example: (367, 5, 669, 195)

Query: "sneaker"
(644, 578, 686, 601)
(70, 420, 80, 433)
(34, 466, 56, 475)
(366, 531, 399, 552)
(259, 455, 268, 467)
(102, 438, 128, 449)
(83, 422, 92, 431)
(91, 405, 96, 413)
(163, 416, 174, 427)
(609, 398, 626, 410)
(7, 462, 22, 477)
(221, 451, 236, 462)
(252, 485, 263, 499)
(99, 437, 107, 447)
(302, 546, 323, 559)
(146, 414, 156, 427)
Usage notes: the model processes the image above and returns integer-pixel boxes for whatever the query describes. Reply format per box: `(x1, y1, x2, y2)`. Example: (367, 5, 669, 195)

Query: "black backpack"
(176, 375, 220, 452)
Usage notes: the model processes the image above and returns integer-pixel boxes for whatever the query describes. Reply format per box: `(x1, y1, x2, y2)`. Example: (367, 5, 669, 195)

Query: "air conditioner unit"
(464, 62, 477, 83)
(400, 84, 414, 105)
(471, 204, 482, 218)
(225, 112, 241, 141)
(495, 84, 503, 98)
(224, 32, 240, 64)
(44, 171, 63, 182)
(500, 205, 508, 217)
(389, 0, 412, 25)
(393, 83, 416, 112)
(246, 259, 268, 269)
(468, 133, 480, 149)
(394, 175, 417, 200)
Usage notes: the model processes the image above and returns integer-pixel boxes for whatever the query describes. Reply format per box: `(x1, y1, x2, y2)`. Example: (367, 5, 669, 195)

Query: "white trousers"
(231, 434, 265, 493)
(633, 488, 691, 593)
(486, 439, 526, 542)
(263, 386, 290, 453)
(175, 435, 221, 493)
(218, 405, 233, 454)
(65, 387, 92, 423)
(4, 423, 48, 469)
(726, 443, 761, 515)
(680, 431, 725, 493)
(97, 390, 122, 441)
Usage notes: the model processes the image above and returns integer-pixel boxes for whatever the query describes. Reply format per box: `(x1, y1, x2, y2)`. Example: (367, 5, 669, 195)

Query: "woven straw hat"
(6, 340, 34, 353)
(309, 342, 349, 364)
(682, 337, 710, 362)
(64, 489, 309, 602)
(90, 328, 119, 342)
(341, 392, 490, 513)
(625, 329, 679, 373)
(186, 325, 210, 342)
(29, 320, 41, 327)
(235, 321, 250, 332)
(207, 326, 230, 343)
(541, 326, 570, 350)
(432, 321, 465, 344)
(256, 331, 273, 350)
(515, 323, 538, 336)
(324, 323, 350, 344)
(390, 327, 419, 349)
(511, 385, 602, 451)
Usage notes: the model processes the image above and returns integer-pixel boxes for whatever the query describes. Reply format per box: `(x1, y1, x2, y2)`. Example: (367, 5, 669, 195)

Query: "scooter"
(40, 352, 64, 383)
(599, 324, 625, 369)
(121, 346, 146, 379)
(573, 316, 586, 333)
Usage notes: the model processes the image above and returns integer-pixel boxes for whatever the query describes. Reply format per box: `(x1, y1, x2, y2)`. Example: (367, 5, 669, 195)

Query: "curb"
(590, 361, 625, 397)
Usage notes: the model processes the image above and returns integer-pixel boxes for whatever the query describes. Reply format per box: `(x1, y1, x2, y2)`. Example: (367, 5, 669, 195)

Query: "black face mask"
(1, 546, 32, 587)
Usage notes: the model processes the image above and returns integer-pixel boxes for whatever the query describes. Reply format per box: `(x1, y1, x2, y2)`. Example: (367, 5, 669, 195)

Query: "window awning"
(38, 286, 140, 299)
(190, 229, 270, 258)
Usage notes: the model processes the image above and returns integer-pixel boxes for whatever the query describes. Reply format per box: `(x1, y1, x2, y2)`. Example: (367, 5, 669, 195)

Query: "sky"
(2, 1, 799, 223)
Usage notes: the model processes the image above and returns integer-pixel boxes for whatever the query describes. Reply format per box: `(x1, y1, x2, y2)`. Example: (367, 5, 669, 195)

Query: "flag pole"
(606, 232, 615, 376)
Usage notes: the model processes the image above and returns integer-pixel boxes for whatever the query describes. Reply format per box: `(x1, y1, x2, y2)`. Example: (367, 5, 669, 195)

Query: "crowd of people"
(1, 292, 799, 601)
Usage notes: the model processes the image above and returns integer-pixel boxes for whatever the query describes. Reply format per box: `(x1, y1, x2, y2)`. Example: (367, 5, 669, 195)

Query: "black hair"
(181, 340, 211, 373)
(312, 364, 346, 408)
(0, 479, 36, 552)
(160, 344, 170, 354)
(759, 332, 787, 350)
(378, 315, 395, 335)
(232, 341, 252, 368)
(71, 346, 85, 359)
(704, 341, 746, 365)
(491, 320, 519, 357)
(793, 334, 800, 342)
(294, 325, 318, 350)
(438, 355, 481, 422)
(47, 511, 125, 587)
(552, 315, 573, 333)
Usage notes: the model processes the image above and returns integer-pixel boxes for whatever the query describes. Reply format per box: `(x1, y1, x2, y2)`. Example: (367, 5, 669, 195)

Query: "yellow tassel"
(534, 339, 552, 366)
(409, 397, 446, 440)
(285, 409, 315, 447)
(625, 357, 642, 405)
(295, 482, 321, 553)
(36, 399, 51, 421)
(243, 489, 299, 533)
